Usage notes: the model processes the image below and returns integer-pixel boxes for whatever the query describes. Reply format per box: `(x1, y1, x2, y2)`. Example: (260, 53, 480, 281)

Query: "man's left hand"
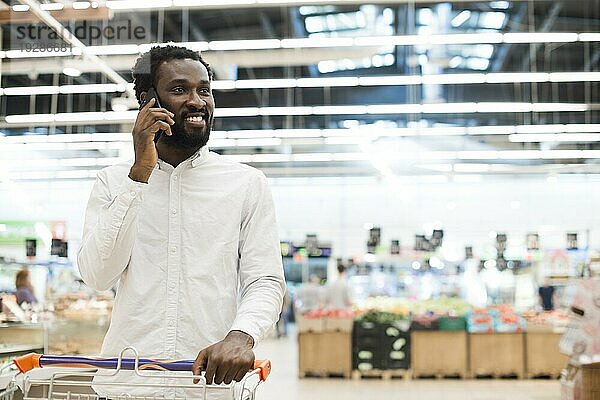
(192, 330, 255, 385)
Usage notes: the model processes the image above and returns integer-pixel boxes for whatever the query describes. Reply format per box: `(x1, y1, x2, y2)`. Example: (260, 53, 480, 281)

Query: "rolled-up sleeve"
(77, 169, 148, 291)
(230, 172, 286, 345)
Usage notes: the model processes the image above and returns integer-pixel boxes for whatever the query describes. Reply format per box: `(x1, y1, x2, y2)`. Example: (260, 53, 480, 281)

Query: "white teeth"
(186, 116, 203, 122)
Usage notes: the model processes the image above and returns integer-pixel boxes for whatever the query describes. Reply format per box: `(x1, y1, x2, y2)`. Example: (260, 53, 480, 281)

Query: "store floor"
(254, 326, 560, 400)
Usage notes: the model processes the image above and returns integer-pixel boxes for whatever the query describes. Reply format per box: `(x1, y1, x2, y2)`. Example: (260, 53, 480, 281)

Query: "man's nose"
(186, 90, 206, 109)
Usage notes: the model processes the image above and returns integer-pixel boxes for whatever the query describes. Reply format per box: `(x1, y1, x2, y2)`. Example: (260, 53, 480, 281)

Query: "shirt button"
(129, 191, 136, 198)
(169, 282, 176, 289)
(171, 246, 177, 253)
(171, 209, 177, 215)
(168, 319, 175, 327)
(172, 175, 178, 181)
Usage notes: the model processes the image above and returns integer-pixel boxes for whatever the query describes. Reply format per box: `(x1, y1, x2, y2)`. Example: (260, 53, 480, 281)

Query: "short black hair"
(132, 45, 213, 105)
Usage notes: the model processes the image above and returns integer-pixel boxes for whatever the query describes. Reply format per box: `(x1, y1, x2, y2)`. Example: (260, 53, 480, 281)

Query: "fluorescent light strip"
(4, 103, 594, 125)
(509, 133, 600, 143)
(3, 86, 60, 96)
(106, 0, 172, 8)
(209, 39, 281, 51)
(3, 72, 599, 97)
(226, 150, 600, 163)
(504, 32, 579, 43)
(9, 157, 123, 169)
(40, 3, 65, 10)
(2, 33, 599, 59)
(579, 33, 600, 42)
(4, 124, 600, 150)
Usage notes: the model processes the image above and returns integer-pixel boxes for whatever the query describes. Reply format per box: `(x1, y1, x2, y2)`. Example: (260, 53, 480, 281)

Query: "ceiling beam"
(104, 0, 561, 13)
(0, 6, 111, 23)
(521, 2, 562, 71)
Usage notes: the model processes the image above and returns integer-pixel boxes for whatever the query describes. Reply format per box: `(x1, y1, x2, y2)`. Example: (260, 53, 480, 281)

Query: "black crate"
(352, 322, 411, 370)
(353, 321, 383, 337)
(352, 345, 386, 370)
(381, 329, 410, 369)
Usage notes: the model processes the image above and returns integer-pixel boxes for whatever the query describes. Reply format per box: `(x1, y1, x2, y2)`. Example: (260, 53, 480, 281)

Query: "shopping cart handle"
(253, 359, 271, 381)
(14, 353, 271, 381)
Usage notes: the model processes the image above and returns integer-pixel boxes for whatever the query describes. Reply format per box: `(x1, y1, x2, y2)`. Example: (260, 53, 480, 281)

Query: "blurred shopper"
(538, 278, 557, 311)
(295, 275, 325, 313)
(325, 263, 352, 309)
(15, 268, 37, 306)
(77, 45, 285, 397)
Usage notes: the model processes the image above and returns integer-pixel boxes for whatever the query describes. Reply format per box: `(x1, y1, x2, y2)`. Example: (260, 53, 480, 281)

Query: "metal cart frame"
(20, 348, 265, 400)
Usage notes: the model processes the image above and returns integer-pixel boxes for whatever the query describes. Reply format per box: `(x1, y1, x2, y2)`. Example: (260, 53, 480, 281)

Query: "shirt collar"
(190, 145, 210, 168)
(155, 145, 210, 171)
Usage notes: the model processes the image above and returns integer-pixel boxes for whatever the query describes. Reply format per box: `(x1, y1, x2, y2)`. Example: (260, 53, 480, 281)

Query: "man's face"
(154, 58, 215, 148)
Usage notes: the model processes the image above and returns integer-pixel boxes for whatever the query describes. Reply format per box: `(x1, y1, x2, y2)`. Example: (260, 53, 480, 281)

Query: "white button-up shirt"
(77, 146, 285, 398)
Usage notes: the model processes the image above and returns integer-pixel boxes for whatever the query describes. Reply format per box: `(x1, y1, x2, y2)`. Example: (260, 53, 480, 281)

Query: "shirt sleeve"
(77, 168, 148, 291)
(229, 172, 286, 346)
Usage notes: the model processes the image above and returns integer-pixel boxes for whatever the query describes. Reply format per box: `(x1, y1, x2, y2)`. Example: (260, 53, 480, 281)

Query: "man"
(538, 278, 556, 311)
(77, 45, 285, 397)
(325, 263, 352, 310)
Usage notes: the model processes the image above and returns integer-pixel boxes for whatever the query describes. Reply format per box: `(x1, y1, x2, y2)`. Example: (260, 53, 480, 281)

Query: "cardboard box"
(411, 331, 468, 377)
(582, 363, 600, 400)
(298, 331, 352, 377)
(526, 332, 569, 377)
(469, 333, 525, 378)
(325, 317, 354, 332)
(296, 315, 325, 333)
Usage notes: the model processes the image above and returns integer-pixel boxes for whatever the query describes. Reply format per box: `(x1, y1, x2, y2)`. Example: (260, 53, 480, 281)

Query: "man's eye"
(199, 88, 211, 94)
(172, 87, 185, 93)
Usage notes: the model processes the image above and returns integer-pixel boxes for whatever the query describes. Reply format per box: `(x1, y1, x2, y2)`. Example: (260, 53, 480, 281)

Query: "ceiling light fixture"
(62, 68, 82, 77)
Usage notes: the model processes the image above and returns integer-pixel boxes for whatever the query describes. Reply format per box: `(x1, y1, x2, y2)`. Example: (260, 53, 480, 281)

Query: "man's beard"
(161, 117, 212, 148)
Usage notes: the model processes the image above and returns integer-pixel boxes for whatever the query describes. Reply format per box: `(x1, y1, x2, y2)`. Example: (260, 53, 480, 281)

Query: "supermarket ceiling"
(0, 0, 599, 180)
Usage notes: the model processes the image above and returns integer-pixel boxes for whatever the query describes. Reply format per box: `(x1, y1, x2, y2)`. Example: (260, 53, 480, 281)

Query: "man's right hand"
(129, 97, 175, 183)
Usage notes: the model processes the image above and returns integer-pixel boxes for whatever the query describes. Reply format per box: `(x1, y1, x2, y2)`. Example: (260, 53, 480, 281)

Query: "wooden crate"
(525, 332, 569, 378)
(296, 315, 325, 333)
(298, 331, 352, 378)
(469, 333, 525, 378)
(325, 317, 353, 333)
(582, 362, 600, 400)
(411, 331, 468, 378)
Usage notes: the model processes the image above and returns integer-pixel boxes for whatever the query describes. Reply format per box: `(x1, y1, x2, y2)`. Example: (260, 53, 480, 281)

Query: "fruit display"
(355, 296, 411, 316)
(410, 297, 472, 317)
(467, 305, 526, 333)
(522, 309, 569, 333)
(302, 308, 356, 319)
(355, 310, 409, 325)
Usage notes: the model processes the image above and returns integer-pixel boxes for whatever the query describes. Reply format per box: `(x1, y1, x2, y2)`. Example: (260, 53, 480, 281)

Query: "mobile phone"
(139, 87, 165, 143)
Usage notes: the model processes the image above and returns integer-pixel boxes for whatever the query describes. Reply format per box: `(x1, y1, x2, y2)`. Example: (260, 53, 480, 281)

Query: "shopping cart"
(12, 347, 271, 400)
(0, 362, 18, 400)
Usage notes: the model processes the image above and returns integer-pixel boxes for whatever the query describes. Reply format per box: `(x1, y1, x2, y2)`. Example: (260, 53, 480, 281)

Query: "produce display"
(410, 297, 472, 316)
(355, 310, 409, 325)
(467, 305, 526, 333)
(298, 296, 566, 334)
(301, 308, 356, 319)
(522, 310, 569, 333)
